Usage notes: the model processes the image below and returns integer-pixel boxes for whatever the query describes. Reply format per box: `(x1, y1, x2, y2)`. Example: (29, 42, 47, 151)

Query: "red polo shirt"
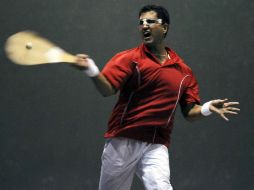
(101, 44, 200, 147)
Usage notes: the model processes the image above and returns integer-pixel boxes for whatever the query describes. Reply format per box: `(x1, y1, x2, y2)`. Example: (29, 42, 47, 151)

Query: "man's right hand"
(72, 54, 91, 70)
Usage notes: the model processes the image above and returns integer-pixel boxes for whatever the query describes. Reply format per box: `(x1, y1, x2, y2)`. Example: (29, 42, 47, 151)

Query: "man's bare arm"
(90, 74, 116, 97)
(72, 54, 116, 97)
(183, 99, 240, 121)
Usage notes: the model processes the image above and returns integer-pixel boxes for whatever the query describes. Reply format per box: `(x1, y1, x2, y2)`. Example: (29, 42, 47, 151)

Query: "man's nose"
(141, 23, 149, 29)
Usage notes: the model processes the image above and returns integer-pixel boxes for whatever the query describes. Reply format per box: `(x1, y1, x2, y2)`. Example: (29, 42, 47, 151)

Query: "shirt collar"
(141, 44, 180, 66)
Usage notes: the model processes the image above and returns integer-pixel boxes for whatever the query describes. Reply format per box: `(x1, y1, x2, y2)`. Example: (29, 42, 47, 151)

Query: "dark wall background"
(0, 0, 253, 189)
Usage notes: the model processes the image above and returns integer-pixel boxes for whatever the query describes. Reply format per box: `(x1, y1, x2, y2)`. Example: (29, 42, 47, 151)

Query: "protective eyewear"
(139, 19, 163, 26)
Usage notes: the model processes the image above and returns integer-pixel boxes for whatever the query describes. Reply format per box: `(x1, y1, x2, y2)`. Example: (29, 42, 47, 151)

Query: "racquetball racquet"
(4, 31, 76, 66)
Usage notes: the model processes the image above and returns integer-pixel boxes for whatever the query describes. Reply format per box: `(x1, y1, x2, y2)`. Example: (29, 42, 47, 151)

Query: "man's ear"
(163, 24, 169, 34)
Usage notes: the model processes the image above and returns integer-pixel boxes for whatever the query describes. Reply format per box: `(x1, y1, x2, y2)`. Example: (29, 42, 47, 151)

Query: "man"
(73, 5, 240, 190)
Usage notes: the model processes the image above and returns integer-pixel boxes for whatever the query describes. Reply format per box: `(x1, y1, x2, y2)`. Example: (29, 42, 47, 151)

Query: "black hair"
(139, 5, 170, 25)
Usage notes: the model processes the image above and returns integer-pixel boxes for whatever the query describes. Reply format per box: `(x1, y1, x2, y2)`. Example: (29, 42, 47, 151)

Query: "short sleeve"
(101, 52, 135, 90)
(179, 71, 201, 107)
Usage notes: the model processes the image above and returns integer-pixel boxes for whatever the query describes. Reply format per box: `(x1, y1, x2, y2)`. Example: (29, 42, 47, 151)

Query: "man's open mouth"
(143, 31, 151, 39)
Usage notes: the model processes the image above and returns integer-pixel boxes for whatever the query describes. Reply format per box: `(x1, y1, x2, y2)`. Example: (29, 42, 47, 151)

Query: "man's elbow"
(99, 88, 117, 97)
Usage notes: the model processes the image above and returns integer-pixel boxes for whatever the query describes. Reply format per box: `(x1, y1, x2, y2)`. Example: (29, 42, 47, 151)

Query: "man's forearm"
(185, 104, 202, 121)
(185, 99, 240, 122)
(73, 54, 116, 97)
(91, 73, 116, 97)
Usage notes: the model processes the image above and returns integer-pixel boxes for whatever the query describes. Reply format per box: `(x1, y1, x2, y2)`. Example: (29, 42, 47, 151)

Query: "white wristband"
(201, 101, 213, 116)
(84, 58, 100, 77)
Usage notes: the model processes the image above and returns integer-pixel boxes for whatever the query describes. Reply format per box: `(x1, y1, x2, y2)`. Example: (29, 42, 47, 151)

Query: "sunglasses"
(139, 19, 163, 26)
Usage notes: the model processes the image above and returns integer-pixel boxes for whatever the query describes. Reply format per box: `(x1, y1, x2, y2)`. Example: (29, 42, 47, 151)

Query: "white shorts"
(99, 137, 173, 190)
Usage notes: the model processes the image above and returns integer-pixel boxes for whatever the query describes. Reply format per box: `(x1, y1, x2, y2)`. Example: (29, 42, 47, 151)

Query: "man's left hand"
(209, 99, 240, 121)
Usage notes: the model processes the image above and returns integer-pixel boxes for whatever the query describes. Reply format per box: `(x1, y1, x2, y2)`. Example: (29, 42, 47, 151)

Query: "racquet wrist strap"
(201, 101, 213, 116)
(84, 58, 100, 77)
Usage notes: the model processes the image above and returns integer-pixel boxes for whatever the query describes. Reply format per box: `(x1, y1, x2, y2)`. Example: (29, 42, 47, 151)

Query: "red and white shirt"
(101, 44, 200, 147)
